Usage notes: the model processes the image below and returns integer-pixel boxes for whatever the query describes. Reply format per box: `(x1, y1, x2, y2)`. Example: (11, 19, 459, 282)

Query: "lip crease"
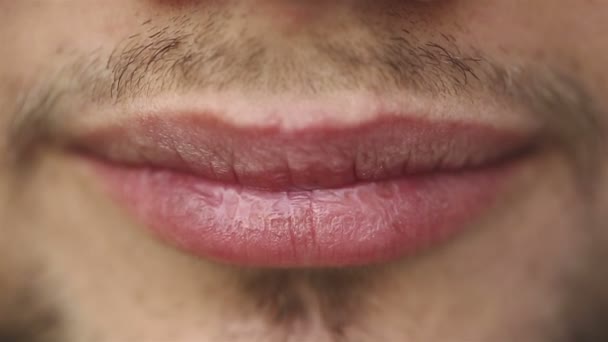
(77, 113, 533, 267)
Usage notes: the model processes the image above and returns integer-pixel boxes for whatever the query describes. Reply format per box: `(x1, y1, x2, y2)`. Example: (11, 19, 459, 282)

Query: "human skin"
(1, 1, 608, 341)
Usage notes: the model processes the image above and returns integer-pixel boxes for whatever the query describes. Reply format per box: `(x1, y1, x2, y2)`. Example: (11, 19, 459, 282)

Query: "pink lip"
(80, 114, 531, 267)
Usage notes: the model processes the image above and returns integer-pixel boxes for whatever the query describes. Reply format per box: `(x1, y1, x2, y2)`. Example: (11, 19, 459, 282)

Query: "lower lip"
(90, 158, 517, 267)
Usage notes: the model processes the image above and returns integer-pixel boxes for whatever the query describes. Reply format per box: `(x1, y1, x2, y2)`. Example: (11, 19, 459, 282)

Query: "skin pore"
(1, 1, 608, 341)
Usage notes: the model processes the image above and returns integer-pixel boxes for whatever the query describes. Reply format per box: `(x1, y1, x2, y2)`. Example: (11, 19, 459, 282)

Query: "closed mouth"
(74, 106, 536, 268)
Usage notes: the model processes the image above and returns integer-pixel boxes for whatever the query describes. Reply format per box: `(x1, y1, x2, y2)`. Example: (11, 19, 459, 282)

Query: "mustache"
(101, 15, 490, 101)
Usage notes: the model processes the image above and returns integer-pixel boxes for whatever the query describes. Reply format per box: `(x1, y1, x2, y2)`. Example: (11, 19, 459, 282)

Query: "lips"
(77, 111, 533, 267)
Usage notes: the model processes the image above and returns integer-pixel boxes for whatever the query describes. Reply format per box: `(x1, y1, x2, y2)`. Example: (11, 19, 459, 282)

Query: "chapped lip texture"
(82, 114, 530, 267)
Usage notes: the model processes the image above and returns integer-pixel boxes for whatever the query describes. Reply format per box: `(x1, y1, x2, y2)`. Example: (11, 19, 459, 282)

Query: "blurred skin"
(1, 1, 608, 342)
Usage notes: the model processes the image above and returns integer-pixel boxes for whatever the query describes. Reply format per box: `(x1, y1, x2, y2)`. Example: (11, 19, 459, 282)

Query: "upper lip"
(72, 112, 534, 191)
